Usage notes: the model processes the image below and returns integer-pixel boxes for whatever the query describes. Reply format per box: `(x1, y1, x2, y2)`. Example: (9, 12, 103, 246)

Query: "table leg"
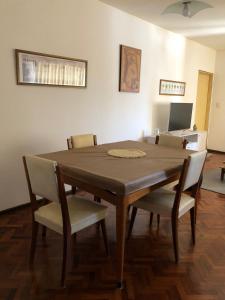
(116, 200, 128, 289)
(221, 168, 225, 181)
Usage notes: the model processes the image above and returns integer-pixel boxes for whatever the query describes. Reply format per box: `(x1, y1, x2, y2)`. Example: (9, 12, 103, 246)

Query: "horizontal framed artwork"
(159, 79, 186, 96)
(15, 49, 88, 88)
(119, 45, 142, 93)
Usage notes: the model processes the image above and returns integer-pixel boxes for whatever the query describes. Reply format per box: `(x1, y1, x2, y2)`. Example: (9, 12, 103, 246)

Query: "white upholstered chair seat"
(134, 188, 195, 219)
(24, 155, 109, 286)
(162, 180, 179, 191)
(128, 150, 207, 263)
(35, 195, 107, 235)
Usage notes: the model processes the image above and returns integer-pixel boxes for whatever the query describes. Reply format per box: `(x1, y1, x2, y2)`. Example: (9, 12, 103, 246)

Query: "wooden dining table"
(40, 140, 192, 288)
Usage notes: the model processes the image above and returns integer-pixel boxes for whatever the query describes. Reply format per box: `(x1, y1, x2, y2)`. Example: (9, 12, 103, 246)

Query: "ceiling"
(100, 0, 225, 50)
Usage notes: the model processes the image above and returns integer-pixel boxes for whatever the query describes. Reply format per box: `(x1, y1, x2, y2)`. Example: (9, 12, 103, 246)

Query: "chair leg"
(41, 199, 48, 240)
(171, 218, 179, 263)
(94, 196, 101, 203)
(127, 207, 138, 240)
(127, 205, 131, 218)
(190, 207, 196, 245)
(71, 186, 77, 194)
(149, 212, 154, 226)
(199, 174, 203, 188)
(94, 197, 101, 230)
(100, 219, 109, 256)
(30, 220, 39, 266)
(157, 214, 160, 227)
(42, 226, 47, 240)
(61, 234, 72, 287)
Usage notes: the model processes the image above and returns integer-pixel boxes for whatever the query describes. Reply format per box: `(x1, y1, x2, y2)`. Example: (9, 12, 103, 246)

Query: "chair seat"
(163, 180, 179, 191)
(35, 195, 107, 234)
(134, 188, 195, 218)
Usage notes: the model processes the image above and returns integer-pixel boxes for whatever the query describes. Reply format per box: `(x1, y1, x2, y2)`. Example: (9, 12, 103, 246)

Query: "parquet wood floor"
(1, 154, 225, 300)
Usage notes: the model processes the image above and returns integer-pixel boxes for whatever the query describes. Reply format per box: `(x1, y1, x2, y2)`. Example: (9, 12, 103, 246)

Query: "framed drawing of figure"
(119, 45, 142, 93)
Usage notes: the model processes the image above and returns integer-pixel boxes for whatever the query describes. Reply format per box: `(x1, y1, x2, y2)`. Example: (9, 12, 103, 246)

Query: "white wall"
(208, 51, 225, 151)
(0, 0, 216, 211)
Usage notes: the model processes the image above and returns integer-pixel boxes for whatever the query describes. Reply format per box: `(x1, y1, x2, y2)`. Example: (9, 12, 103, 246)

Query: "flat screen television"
(168, 103, 193, 131)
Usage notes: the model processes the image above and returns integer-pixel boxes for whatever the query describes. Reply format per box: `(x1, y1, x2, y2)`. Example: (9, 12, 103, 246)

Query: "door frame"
(196, 70, 213, 131)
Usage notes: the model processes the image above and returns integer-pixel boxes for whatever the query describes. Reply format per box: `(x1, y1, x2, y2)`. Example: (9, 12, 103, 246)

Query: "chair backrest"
(67, 134, 97, 149)
(156, 134, 187, 149)
(172, 150, 207, 217)
(182, 150, 207, 191)
(24, 155, 60, 203)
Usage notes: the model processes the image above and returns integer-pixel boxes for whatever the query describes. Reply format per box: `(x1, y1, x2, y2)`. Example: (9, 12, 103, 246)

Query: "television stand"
(144, 130, 207, 151)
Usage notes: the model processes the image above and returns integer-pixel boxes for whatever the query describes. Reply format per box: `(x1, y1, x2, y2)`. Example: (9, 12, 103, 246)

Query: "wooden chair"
(23, 155, 108, 287)
(151, 134, 188, 226)
(155, 134, 188, 149)
(67, 134, 97, 150)
(220, 166, 225, 181)
(67, 134, 97, 195)
(127, 150, 207, 263)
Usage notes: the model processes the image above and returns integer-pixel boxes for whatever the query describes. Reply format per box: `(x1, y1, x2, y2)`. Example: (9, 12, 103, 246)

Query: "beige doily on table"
(107, 148, 146, 158)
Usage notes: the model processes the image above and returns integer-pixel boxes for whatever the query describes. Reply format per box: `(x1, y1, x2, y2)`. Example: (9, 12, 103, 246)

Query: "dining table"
(40, 140, 192, 288)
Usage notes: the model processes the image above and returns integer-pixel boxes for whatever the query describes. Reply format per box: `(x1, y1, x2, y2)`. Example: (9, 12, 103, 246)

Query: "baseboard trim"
(0, 190, 74, 215)
(0, 202, 30, 215)
(208, 149, 225, 155)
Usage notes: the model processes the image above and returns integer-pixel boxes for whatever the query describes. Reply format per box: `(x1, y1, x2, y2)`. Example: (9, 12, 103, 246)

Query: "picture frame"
(159, 79, 186, 96)
(15, 49, 88, 88)
(119, 45, 142, 93)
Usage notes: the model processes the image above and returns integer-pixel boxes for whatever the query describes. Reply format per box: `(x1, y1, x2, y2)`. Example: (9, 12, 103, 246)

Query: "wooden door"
(195, 71, 213, 131)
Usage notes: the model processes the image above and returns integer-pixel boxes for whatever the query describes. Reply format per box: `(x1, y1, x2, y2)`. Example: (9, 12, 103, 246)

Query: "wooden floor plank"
(0, 153, 225, 299)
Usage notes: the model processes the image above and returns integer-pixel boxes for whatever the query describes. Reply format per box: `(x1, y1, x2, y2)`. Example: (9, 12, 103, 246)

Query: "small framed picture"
(159, 79, 186, 96)
(15, 49, 88, 88)
(119, 45, 142, 93)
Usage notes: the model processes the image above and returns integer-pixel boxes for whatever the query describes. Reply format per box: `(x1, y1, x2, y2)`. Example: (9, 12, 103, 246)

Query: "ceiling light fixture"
(162, 0, 213, 18)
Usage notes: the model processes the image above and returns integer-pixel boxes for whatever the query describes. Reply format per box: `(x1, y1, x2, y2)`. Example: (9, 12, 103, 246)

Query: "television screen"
(168, 103, 193, 131)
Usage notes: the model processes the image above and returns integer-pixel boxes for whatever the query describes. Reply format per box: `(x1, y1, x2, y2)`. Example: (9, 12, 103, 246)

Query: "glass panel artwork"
(159, 79, 186, 96)
(15, 49, 87, 87)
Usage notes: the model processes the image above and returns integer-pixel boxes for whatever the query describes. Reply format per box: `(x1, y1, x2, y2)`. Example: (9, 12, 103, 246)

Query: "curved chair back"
(172, 150, 207, 218)
(23, 155, 60, 203)
(67, 134, 97, 149)
(156, 134, 187, 149)
(182, 150, 207, 191)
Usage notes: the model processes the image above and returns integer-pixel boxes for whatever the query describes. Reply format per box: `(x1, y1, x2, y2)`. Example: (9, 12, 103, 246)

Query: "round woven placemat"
(107, 148, 146, 158)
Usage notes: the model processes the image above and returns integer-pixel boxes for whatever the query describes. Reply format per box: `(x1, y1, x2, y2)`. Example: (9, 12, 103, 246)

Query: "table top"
(40, 140, 192, 196)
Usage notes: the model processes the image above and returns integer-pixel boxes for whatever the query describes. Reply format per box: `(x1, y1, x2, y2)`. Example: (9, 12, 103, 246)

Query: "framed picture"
(15, 49, 88, 88)
(159, 79, 186, 96)
(119, 45, 142, 93)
